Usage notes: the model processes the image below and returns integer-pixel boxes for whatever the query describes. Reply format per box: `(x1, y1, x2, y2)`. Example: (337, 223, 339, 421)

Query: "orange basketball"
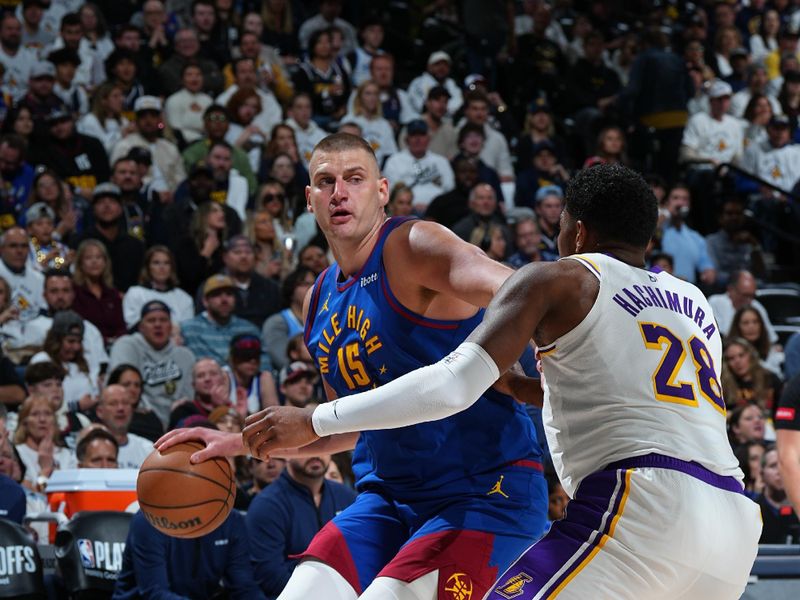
(136, 441, 235, 539)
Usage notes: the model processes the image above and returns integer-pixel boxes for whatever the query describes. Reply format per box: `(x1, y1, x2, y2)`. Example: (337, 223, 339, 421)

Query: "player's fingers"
(155, 427, 199, 450)
(189, 447, 218, 464)
(252, 431, 278, 461)
(244, 408, 269, 427)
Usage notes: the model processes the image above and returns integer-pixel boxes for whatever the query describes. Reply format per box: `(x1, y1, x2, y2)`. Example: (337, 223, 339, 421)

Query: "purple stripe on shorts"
(487, 469, 627, 600)
(605, 453, 744, 494)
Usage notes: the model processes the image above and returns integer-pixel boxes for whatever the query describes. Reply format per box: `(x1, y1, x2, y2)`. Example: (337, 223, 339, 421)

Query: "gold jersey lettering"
(364, 335, 383, 355)
(331, 312, 342, 336)
(318, 355, 329, 374)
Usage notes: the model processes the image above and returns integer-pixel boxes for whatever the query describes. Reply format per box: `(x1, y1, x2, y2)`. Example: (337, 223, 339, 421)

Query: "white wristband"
(312, 342, 499, 437)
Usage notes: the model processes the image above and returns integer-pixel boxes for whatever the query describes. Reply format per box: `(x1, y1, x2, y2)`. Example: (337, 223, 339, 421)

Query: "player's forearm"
(312, 342, 499, 436)
(777, 433, 800, 513)
(271, 432, 358, 458)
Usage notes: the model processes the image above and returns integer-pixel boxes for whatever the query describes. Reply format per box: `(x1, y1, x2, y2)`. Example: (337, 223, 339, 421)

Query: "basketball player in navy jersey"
(246, 164, 761, 599)
(158, 133, 549, 599)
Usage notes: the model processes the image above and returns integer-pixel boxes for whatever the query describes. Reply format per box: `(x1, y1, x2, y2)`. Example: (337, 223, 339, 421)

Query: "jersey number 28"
(639, 322, 725, 415)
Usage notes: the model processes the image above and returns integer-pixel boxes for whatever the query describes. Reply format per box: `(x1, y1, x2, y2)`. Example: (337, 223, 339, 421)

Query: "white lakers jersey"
(541, 253, 742, 497)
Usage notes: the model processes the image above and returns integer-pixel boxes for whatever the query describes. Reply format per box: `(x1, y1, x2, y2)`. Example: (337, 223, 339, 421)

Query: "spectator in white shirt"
(77, 81, 130, 154)
(164, 63, 213, 146)
(407, 51, 463, 116)
(342, 80, 397, 167)
(680, 79, 744, 167)
(382, 119, 454, 213)
(94, 384, 153, 469)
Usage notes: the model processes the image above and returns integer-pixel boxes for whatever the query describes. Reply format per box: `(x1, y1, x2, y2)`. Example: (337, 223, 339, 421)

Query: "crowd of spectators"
(0, 0, 799, 596)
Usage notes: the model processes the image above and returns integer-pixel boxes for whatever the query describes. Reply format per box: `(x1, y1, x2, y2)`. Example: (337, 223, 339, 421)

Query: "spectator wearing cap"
(220, 235, 281, 328)
(29, 309, 99, 413)
(168, 357, 230, 429)
(27, 104, 110, 196)
(261, 266, 315, 371)
(0, 134, 34, 225)
(25, 202, 71, 271)
(24, 269, 109, 376)
(285, 93, 327, 169)
(182, 104, 257, 194)
(158, 28, 224, 98)
(110, 95, 187, 192)
(514, 140, 569, 209)
(407, 50, 463, 116)
(20, 0, 56, 51)
(292, 28, 351, 129)
(680, 79, 744, 168)
(399, 85, 457, 160)
(457, 90, 514, 184)
(73, 182, 145, 292)
(755, 113, 800, 194)
(109, 299, 195, 429)
(180, 274, 269, 371)
(0, 226, 45, 322)
(246, 442, 355, 598)
(382, 118, 455, 212)
(23, 360, 88, 437)
(122, 245, 194, 330)
(730, 64, 782, 119)
(0, 14, 38, 101)
(164, 62, 213, 147)
(94, 384, 152, 469)
(278, 361, 319, 408)
(49, 47, 88, 118)
(18, 61, 63, 131)
(515, 98, 568, 174)
(225, 333, 279, 416)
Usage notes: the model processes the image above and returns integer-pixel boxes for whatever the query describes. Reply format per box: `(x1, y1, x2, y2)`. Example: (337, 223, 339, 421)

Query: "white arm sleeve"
(311, 342, 499, 437)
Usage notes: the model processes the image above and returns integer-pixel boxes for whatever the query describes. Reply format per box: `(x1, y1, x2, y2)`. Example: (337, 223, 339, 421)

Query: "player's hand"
(154, 427, 246, 463)
(242, 406, 319, 461)
(495, 365, 544, 408)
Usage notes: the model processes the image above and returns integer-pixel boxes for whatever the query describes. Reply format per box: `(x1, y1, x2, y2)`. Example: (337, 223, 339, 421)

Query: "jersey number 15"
(639, 322, 726, 416)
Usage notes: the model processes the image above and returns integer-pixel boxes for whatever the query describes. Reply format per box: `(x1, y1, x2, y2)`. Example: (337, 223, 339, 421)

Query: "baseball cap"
(202, 274, 236, 297)
(25, 202, 55, 223)
(427, 85, 451, 101)
(528, 96, 552, 114)
(92, 182, 121, 202)
(47, 48, 81, 66)
(531, 140, 556, 156)
(464, 73, 487, 90)
(51, 310, 84, 337)
(134, 95, 162, 113)
(730, 47, 749, 59)
(230, 333, 261, 361)
(535, 185, 564, 203)
(140, 300, 170, 320)
(45, 106, 71, 124)
(781, 22, 800, 38)
(427, 51, 451, 66)
(208, 405, 241, 426)
(279, 361, 319, 386)
(189, 162, 214, 178)
(707, 80, 733, 99)
(127, 147, 152, 166)
(224, 234, 254, 252)
(769, 114, 791, 128)
(30, 61, 55, 79)
(406, 119, 429, 136)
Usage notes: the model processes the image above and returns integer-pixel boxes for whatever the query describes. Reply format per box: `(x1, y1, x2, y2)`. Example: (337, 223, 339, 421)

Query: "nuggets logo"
(495, 572, 533, 599)
(444, 572, 473, 600)
(77, 539, 95, 568)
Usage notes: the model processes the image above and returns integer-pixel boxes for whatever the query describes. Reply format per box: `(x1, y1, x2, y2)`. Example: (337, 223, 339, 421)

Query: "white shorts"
(485, 454, 762, 600)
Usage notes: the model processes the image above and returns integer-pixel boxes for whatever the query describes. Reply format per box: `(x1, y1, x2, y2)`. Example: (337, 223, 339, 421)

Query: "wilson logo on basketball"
(776, 407, 796, 421)
(142, 511, 202, 531)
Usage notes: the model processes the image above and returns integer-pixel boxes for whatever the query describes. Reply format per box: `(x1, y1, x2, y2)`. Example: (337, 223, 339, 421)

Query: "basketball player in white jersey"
(242, 163, 761, 599)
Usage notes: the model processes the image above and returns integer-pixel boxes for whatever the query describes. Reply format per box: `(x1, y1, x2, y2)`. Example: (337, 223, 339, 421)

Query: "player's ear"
(377, 177, 389, 208)
(574, 220, 586, 253)
(305, 186, 313, 213)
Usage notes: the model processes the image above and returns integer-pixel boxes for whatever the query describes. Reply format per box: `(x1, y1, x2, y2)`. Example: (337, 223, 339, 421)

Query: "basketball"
(136, 441, 235, 539)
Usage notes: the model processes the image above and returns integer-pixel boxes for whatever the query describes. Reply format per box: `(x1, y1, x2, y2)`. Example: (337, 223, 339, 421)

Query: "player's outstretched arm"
(155, 427, 249, 463)
(777, 429, 800, 515)
(242, 262, 576, 460)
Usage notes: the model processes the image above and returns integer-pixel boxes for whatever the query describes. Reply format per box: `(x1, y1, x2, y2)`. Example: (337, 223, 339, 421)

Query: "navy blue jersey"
(305, 217, 542, 500)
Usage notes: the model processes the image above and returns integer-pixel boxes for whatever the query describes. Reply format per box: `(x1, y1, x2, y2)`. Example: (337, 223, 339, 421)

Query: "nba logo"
(78, 539, 95, 568)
